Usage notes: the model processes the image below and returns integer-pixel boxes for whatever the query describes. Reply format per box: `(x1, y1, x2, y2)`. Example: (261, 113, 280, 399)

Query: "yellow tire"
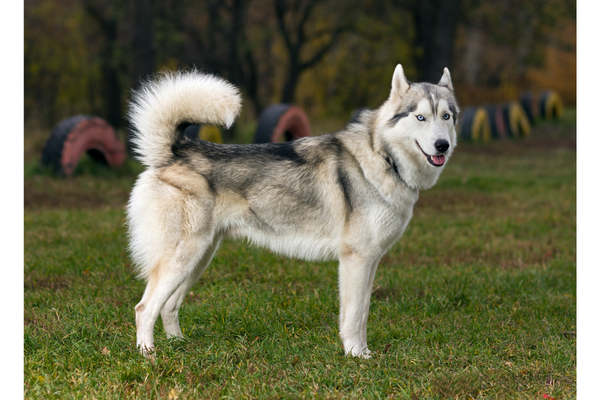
(539, 90, 564, 120)
(199, 125, 223, 143)
(503, 102, 531, 138)
(459, 106, 491, 142)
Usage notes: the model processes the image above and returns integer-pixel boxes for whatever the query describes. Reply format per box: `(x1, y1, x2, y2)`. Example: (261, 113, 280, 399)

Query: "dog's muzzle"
(416, 140, 447, 167)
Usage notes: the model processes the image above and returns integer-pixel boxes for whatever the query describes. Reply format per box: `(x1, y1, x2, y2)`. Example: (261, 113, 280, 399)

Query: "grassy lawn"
(24, 111, 576, 399)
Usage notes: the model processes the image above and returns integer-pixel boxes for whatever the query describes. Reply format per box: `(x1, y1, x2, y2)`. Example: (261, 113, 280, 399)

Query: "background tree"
(274, 0, 349, 103)
(131, 0, 157, 88)
(390, 0, 462, 83)
(24, 0, 576, 135)
(82, 0, 128, 129)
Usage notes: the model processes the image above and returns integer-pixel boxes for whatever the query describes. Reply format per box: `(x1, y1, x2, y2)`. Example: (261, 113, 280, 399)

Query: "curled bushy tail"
(127, 70, 242, 168)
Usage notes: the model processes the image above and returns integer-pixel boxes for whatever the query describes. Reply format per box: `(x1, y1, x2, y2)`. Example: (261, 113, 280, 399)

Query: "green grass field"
(24, 111, 576, 399)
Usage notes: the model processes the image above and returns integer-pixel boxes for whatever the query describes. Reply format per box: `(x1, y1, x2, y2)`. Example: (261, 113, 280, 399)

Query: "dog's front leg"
(338, 253, 378, 358)
(359, 257, 380, 355)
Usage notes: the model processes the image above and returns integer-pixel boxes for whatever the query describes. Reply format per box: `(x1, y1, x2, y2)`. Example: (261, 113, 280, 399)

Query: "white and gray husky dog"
(127, 64, 459, 357)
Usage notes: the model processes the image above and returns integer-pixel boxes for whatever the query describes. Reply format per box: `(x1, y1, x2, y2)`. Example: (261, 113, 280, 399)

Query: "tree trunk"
(103, 59, 122, 130)
(241, 48, 263, 118)
(412, 0, 461, 83)
(83, 1, 124, 129)
(132, 0, 156, 87)
(98, 21, 122, 129)
(281, 52, 301, 103)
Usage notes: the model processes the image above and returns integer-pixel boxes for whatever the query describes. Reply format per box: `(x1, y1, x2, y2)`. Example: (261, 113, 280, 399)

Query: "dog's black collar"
(385, 156, 398, 175)
(383, 155, 411, 188)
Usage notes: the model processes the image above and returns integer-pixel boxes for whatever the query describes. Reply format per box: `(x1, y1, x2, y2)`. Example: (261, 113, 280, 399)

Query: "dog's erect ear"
(437, 68, 454, 92)
(391, 64, 410, 98)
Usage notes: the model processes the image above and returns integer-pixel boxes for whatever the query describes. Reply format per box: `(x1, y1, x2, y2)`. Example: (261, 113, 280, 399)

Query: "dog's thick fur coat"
(127, 65, 459, 357)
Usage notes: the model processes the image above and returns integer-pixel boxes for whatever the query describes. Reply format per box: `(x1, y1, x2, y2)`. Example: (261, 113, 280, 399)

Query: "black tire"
(485, 105, 507, 139)
(183, 124, 202, 140)
(254, 104, 292, 143)
(41, 115, 94, 173)
(501, 103, 516, 138)
(254, 104, 311, 143)
(459, 107, 476, 141)
(519, 92, 536, 123)
(539, 90, 564, 120)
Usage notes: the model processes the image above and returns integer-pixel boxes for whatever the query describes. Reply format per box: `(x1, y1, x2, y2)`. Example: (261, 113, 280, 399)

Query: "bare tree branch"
(274, 0, 293, 49)
(295, 0, 315, 50)
(299, 29, 341, 71)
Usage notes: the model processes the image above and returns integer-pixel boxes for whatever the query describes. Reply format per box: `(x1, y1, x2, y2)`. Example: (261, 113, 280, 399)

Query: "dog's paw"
(138, 344, 156, 360)
(344, 343, 371, 358)
(356, 348, 372, 359)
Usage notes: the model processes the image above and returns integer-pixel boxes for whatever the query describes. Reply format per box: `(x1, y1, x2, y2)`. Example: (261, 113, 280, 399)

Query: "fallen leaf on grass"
(101, 347, 110, 355)
(561, 331, 576, 339)
(543, 249, 554, 260)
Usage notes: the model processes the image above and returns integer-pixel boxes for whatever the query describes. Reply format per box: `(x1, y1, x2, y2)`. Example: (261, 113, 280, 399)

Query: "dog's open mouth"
(416, 141, 445, 167)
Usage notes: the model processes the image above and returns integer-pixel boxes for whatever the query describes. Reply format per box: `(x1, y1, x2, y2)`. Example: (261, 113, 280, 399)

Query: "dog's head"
(376, 64, 459, 190)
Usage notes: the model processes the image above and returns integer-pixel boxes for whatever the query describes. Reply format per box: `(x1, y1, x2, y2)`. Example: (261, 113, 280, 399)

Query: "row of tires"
(183, 103, 312, 144)
(41, 91, 563, 175)
(459, 90, 564, 142)
(41, 104, 312, 176)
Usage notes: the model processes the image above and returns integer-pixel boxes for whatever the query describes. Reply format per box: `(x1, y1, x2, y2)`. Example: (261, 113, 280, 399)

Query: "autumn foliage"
(24, 0, 576, 132)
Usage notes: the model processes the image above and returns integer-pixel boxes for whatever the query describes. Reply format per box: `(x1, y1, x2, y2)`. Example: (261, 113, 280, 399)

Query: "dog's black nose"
(434, 139, 449, 153)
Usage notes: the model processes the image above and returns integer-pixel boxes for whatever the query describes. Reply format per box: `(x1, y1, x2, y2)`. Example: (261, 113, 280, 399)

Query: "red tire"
(485, 105, 507, 139)
(254, 104, 311, 143)
(41, 115, 126, 176)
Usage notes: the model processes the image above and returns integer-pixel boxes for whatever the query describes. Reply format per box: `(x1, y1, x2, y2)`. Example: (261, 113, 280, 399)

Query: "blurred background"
(24, 0, 576, 143)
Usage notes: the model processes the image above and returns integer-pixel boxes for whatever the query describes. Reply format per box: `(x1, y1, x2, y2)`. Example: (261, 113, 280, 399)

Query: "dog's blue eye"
(416, 115, 425, 122)
(443, 113, 451, 120)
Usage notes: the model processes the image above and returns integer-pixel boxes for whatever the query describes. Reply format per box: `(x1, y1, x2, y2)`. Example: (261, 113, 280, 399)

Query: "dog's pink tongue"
(432, 155, 445, 165)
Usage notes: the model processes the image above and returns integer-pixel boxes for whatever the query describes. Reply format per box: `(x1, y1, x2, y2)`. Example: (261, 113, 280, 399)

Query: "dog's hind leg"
(135, 233, 216, 356)
(160, 236, 222, 339)
(338, 251, 379, 358)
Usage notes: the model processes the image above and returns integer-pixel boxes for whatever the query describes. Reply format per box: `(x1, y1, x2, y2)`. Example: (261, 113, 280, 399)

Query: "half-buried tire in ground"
(41, 115, 126, 176)
(459, 106, 491, 142)
(254, 104, 311, 143)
